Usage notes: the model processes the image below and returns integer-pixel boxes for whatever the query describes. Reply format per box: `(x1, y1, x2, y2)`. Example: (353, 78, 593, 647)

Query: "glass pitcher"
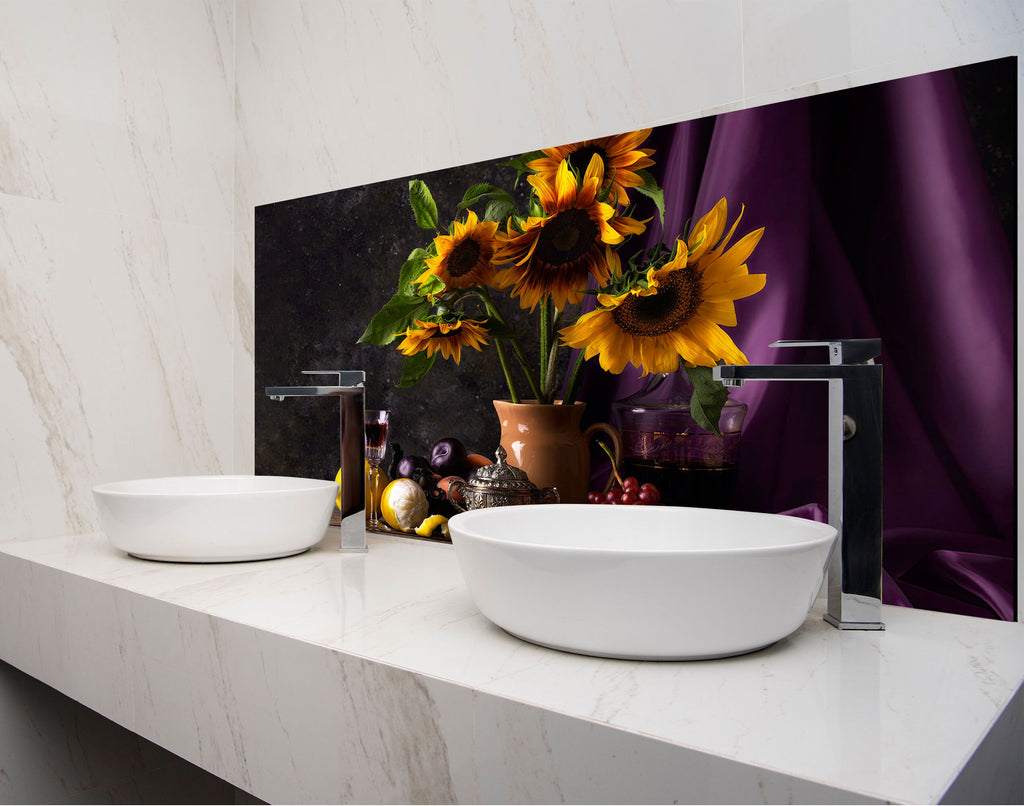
(611, 372, 747, 509)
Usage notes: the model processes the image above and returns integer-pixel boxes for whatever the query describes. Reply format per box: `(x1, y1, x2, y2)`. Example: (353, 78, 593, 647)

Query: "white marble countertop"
(1, 528, 1022, 804)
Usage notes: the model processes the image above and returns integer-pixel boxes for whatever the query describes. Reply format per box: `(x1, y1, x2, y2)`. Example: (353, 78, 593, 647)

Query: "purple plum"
(429, 437, 469, 478)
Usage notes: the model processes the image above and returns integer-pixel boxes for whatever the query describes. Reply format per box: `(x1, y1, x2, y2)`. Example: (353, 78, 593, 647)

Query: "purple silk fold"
(576, 69, 1015, 620)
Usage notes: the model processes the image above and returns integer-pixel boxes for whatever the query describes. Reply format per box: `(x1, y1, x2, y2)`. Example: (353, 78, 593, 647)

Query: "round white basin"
(93, 475, 338, 563)
(448, 504, 837, 660)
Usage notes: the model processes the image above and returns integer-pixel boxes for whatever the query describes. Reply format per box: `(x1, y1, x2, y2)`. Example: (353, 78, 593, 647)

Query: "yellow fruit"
(380, 479, 429, 533)
(334, 465, 390, 512)
(415, 514, 450, 539)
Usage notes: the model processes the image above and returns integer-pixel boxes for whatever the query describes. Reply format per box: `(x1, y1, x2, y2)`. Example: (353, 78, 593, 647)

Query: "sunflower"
(559, 207, 766, 374)
(527, 129, 655, 207)
(397, 317, 490, 365)
(416, 209, 500, 291)
(492, 155, 647, 311)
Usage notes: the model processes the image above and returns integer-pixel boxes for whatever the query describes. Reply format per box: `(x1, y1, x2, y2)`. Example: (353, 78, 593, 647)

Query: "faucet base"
(339, 509, 369, 553)
(823, 614, 886, 631)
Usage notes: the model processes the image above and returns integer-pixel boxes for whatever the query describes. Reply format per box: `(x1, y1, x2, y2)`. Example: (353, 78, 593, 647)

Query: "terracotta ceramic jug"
(492, 400, 622, 504)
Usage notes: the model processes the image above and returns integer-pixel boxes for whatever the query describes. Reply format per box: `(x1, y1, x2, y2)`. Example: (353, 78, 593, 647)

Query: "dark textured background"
(255, 58, 1013, 483)
(255, 159, 556, 480)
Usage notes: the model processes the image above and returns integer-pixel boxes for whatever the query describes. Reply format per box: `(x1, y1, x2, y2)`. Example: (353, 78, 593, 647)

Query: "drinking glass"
(364, 409, 390, 528)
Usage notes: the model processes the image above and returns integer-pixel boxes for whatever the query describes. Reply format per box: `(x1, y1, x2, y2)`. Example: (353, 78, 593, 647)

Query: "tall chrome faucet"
(266, 371, 367, 553)
(713, 339, 884, 630)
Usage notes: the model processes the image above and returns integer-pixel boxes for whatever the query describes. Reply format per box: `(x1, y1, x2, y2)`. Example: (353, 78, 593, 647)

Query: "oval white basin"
(93, 475, 338, 563)
(448, 504, 837, 660)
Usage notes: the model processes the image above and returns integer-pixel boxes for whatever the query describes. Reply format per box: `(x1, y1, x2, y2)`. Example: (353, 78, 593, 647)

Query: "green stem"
(479, 287, 543, 401)
(494, 340, 519, 403)
(542, 307, 563, 401)
(562, 348, 588, 405)
(508, 339, 544, 401)
(595, 439, 625, 488)
(538, 298, 551, 402)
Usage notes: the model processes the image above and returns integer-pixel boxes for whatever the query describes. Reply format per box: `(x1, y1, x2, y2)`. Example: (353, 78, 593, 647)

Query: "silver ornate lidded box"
(447, 446, 560, 511)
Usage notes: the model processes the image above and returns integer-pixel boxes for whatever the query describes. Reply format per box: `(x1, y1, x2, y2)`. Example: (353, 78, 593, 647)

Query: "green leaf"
(685, 365, 729, 438)
(397, 248, 431, 294)
(528, 197, 545, 218)
(634, 169, 666, 229)
(409, 180, 439, 230)
(506, 214, 527, 234)
(500, 150, 547, 185)
(458, 183, 511, 208)
(482, 317, 518, 340)
(484, 197, 517, 225)
(397, 351, 437, 388)
(417, 273, 446, 297)
(357, 294, 430, 345)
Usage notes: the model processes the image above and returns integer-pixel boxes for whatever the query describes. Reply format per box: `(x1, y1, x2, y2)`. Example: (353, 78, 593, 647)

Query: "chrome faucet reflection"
(713, 339, 883, 630)
(266, 370, 367, 553)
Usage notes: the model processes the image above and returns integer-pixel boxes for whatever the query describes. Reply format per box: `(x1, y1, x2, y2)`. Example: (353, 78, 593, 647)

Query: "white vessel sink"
(93, 475, 338, 563)
(448, 504, 837, 660)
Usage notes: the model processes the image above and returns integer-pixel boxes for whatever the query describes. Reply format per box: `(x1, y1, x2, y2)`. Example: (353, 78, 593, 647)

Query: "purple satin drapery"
(575, 68, 1016, 620)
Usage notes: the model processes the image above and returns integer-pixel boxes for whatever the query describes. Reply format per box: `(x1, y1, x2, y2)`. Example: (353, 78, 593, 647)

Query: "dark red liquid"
(621, 458, 738, 509)
(364, 421, 388, 449)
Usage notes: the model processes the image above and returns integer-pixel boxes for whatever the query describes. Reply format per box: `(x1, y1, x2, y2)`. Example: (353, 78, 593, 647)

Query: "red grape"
(640, 483, 661, 504)
(587, 481, 661, 505)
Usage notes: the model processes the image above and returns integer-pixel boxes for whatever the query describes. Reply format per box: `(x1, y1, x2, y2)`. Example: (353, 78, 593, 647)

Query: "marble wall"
(1, 0, 235, 543)
(0, 1, 236, 801)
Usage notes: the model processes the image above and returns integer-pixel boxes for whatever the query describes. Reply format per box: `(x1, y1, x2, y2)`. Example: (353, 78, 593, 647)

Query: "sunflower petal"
(703, 272, 767, 302)
(704, 227, 765, 278)
(687, 317, 749, 366)
(697, 299, 738, 327)
(690, 198, 727, 248)
(554, 159, 577, 210)
(707, 205, 747, 261)
(612, 128, 653, 153)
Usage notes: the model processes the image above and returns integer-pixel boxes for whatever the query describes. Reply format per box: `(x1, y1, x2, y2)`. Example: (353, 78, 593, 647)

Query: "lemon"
(380, 478, 429, 533)
(415, 514, 450, 539)
(334, 464, 391, 512)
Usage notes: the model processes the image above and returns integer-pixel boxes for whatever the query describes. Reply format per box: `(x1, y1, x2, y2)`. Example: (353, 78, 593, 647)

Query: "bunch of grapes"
(586, 439, 661, 504)
(587, 476, 661, 505)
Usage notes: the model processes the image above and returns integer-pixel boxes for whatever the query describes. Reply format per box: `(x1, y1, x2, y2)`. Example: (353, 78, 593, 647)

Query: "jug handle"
(447, 479, 468, 513)
(582, 422, 622, 492)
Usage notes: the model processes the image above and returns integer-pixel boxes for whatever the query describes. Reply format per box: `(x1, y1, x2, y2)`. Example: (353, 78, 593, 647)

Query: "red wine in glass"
(364, 410, 390, 528)
(364, 421, 388, 464)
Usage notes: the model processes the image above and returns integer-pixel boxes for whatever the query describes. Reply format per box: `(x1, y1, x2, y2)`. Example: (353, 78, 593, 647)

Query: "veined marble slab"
(0, 530, 1021, 804)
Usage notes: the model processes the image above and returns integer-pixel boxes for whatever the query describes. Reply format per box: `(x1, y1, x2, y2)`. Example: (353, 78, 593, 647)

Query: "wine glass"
(364, 409, 390, 528)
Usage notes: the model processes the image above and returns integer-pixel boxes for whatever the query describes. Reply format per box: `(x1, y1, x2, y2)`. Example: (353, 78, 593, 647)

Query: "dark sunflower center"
(447, 238, 482, 277)
(611, 269, 702, 337)
(534, 209, 599, 266)
(567, 145, 609, 176)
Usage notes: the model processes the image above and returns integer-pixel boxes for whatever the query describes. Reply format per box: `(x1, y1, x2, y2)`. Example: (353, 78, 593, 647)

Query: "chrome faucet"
(266, 371, 367, 553)
(713, 339, 884, 630)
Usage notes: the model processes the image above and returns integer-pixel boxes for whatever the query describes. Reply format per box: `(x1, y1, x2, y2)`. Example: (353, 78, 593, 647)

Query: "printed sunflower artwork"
(359, 129, 766, 435)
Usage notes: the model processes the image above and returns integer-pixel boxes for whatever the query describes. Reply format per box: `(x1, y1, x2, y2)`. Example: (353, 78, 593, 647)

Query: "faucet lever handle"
(770, 339, 880, 365)
(301, 370, 366, 387)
